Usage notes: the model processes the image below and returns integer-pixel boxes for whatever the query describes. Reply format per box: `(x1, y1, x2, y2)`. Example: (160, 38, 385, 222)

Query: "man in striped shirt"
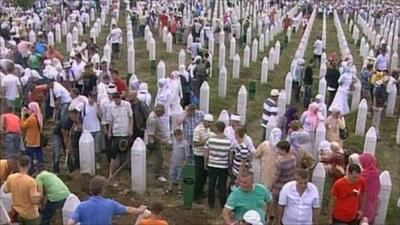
(193, 114, 215, 203)
(231, 127, 251, 181)
(204, 121, 232, 208)
(261, 89, 279, 141)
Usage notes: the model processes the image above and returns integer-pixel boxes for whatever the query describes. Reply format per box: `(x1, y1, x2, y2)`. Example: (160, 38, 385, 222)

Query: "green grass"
(52, 9, 399, 225)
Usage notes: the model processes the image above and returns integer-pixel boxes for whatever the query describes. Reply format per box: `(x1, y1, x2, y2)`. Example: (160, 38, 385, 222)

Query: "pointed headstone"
(90, 28, 96, 43)
(29, 30, 36, 43)
(131, 138, 147, 194)
(66, 33, 73, 52)
(199, 81, 210, 113)
(103, 44, 111, 63)
(397, 118, 400, 144)
(62, 20, 67, 35)
(363, 127, 377, 155)
(208, 35, 215, 54)
(229, 38, 236, 60)
(259, 34, 265, 53)
(166, 33, 173, 53)
(200, 29, 205, 46)
(391, 52, 398, 71)
(72, 26, 79, 43)
(219, 43, 226, 69)
(127, 46, 135, 74)
(275, 41, 281, 65)
(264, 28, 270, 47)
(178, 49, 186, 67)
(285, 72, 293, 104)
(320, 63, 327, 77)
(375, 171, 392, 225)
(251, 39, 258, 62)
(233, 54, 240, 79)
(264, 116, 277, 140)
(277, 90, 287, 116)
(355, 99, 368, 136)
(149, 38, 156, 61)
(312, 163, 326, 207)
(359, 37, 366, 56)
(77, 22, 83, 35)
(246, 27, 252, 45)
(260, 57, 269, 84)
(79, 131, 96, 175)
(162, 26, 169, 43)
(243, 45, 250, 68)
(218, 110, 230, 127)
(351, 79, 361, 112)
(237, 85, 248, 125)
(268, 47, 275, 71)
(187, 33, 193, 49)
(219, 30, 225, 45)
(47, 31, 54, 46)
(157, 61, 166, 81)
(218, 66, 228, 98)
(318, 78, 327, 103)
(385, 84, 397, 117)
(314, 122, 326, 158)
(55, 24, 62, 43)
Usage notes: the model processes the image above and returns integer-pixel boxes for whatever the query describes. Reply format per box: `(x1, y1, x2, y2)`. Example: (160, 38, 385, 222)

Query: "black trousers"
(327, 90, 337, 107)
(208, 167, 228, 208)
(292, 81, 301, 103)
(194, 155, 207, 200)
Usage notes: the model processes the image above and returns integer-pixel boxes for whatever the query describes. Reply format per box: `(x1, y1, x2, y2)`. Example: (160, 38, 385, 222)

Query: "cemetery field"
(40, 11, 399, 225)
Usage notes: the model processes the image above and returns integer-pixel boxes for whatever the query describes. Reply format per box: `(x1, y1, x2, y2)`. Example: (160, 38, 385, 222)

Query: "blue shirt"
(71, 196, 127, 225)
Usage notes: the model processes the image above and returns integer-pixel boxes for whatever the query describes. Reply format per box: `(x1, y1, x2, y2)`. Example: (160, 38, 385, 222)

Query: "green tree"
(16, 0, 33, 10)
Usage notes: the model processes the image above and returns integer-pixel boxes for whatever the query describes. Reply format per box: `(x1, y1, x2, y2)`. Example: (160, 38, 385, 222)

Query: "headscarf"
(137, 82, 151, 107)
(28, 101, 43, 130)
(359, 153, 381, 222)
(269, 128, 282, 148)
(306, 102, 319, 129)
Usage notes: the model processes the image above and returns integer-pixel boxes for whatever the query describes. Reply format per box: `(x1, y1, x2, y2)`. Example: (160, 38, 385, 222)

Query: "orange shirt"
(140, 217, 169, 225)
(20, 115, 40, 147)
(332, 176, 366, 222)
(5, 173, 40, 219)
(0, 160, 9, 183)
(0, 113, 21, 134)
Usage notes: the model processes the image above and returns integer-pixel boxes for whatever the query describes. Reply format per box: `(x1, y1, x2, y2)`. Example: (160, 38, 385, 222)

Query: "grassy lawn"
(50, 7, 399, 225)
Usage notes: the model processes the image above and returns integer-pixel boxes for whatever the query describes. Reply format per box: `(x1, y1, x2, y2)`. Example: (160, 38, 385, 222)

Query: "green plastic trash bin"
(248, 81, 256, 101)
(182, 163, 195, 209)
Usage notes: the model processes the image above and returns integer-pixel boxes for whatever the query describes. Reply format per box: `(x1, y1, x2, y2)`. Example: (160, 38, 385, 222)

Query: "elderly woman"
(359, 153, 381, 223)
(300, 102, 322, 148)
(319, 142, 345, 180)
(253, 128, 282, 189)
(137, 82, 152, 107)
(325, 108, 346, 146)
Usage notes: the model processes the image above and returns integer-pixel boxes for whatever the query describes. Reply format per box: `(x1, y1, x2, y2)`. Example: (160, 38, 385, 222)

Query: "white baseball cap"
(243, 210, 263, 225)
(270, 89, 279, 97)
(203, 114, 214, 122)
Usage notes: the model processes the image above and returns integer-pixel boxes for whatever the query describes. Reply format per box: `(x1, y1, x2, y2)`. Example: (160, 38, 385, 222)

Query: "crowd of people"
(0, 0, 398, 225)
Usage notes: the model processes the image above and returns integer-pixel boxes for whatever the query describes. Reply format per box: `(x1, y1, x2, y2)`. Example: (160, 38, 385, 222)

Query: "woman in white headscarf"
(155, 78, 173, 140)
(328, 60, 356, 115)
(137, 82, 152, 107)
(167, 71, 184, 132)
(253, 128, 282, 189)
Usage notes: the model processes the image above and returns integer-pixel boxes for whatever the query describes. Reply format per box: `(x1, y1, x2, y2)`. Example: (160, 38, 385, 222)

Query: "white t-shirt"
(90, 53, 100, 68)
(1, 74, 21, 100)
(109, 27, 122, 44)
(375, 53, 389, 71)
(313, 39, 323, 55)
(82, 102, 101, 132)
(97, 82, 109, 102)
(71, 60, 86, 85)
(53, 82, 72, 104)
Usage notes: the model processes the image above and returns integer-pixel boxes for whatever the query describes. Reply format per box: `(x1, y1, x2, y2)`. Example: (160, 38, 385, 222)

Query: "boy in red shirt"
(329, 164, 367, 225)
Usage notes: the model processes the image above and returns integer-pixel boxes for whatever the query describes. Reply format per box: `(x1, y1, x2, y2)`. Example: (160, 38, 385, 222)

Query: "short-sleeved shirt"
(231, 143, 250, 176)
(271, 156, 296, 197)
(1, 74, 20, 100)
(193, 123, 214, 156)
(171, 139, 190, 166)
(35, 171, 70, 202)
(52, 82, 72, 104)
(5, 173, 40, 219)
(205, 136, 232, 169)
(71, 196, 127, 225)
(146, 112, 164, 144)
(1, 113, 21, 134)
(0, 160, 9, 183)
(225, 184, 272, 222)
(182, 111, 204, 145)
(139, 218, 168, 225)
(107, 101, 132, 137)
(279, 181, 320, 224)
(332, 176, 366, 222)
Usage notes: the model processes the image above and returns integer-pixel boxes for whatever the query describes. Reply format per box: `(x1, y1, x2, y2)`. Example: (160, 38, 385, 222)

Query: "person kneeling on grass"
(67, 176, 147, 225)
(165, 129, 190, 195)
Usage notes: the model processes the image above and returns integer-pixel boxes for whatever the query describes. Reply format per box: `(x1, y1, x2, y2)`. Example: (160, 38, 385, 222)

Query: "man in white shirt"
(71, 53, 86, 93)
(107, 92, 133, 178)
(313, 36, 323, 66)
(80, 9, 90, 33)
(108, 24, 122, 59)
(277, 169, 320, 225)
(47, 80, 72, 120)
(0, 61, 22, 110)
(375, 48, 389, 71)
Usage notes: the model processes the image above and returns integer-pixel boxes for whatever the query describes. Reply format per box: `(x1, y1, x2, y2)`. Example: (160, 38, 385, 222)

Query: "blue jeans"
(25, 147, 44, 174)
(52, 135, 63, 174)
(4, 133, 23, 157)
(40, 199, 66, 225)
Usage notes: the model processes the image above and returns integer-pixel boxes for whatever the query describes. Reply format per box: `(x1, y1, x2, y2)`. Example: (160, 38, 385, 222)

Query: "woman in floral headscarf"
(253, 128, 282, 189)
(20, 102, 44, 174)
(300, 102, 322, 148)
(359, 153, 381, 223)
